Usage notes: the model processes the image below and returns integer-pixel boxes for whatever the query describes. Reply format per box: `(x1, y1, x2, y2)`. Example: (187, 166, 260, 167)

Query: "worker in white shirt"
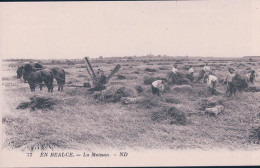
(203, 72, 218, 95)
(203, 62, 211, 72)
(172, 64, 178, 75)
(196, 63, 211, 82)
(151, 80, 165, 96)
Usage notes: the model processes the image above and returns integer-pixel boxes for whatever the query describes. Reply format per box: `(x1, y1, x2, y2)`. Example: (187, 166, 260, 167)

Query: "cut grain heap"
(117, 74, 126, 80)
(143, 76, 166, 85)
(151, 106, 187, 125)
(98, 85, 137, 103)
(16, 96, 58, 111)
(145, 68, 157, 72)
(135, 85, 144, 93)
(198, 98, 224, 111)
(198, 97, 225, 116)
(232, 74, 248, 91)
(167, 72, 190, 85)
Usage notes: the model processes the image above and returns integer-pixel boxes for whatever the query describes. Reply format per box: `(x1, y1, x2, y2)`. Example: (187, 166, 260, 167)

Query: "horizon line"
(3, 55, 260, 61)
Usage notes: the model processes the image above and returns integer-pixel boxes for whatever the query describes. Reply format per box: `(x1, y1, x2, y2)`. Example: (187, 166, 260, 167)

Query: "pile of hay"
(117, 74, 126, 80)
(237, 63, 246, 68)
(164, 98, 181, 104)
(171, 85, 193, 93)
(196, 87, 212, 97)
(135, 85, 144, 93)
(136, 96, 164, 109)
(98, 85, 137, 103)
(167, 72, 190, 85)
(121, 97, 140, 105)
(143, 76, 166, 85)
(145, 68, 157, 72)
(198, 98, 224, 111)
(66, 88, 89, 96)
(244, 86, 260, 92)
(159, 67, 168, 70)
(232, 74, 248, 91)
(151, 106, 187, 125)
(16, 96, 58, 111)
(205, 105, 224, 116)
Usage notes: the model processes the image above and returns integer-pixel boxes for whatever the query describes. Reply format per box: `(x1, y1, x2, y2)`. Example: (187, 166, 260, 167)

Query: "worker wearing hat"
(225, 67, 236, 98)
(246, 70, 256, 84)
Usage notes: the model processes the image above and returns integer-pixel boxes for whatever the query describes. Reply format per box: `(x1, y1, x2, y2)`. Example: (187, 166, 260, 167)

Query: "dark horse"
(22, 64, 54, 92)
(51, 67, 66, 91)
(17, 63, 44, 79)
(17, 64, 66, 91)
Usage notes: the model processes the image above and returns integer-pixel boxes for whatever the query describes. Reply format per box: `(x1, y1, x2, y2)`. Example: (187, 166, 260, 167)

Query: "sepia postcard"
(1, 1, 260, 167)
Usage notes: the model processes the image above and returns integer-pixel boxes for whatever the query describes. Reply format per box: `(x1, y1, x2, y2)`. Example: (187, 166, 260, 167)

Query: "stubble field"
(1, 57, 260, 151)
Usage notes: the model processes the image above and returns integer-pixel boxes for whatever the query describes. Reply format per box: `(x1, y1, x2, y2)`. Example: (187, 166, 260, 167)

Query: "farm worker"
(97, 69, 107, 85)
(225, 68, 236, 97)
(195, 63, 211, 82)
(188, 65, 194, 76)
(172, 64, 178, 75)
(91, 69, 107, 91)
(151, 80, 165, 96)
(203, 62, 211, 72)
(204, 72, 218, 95)
(246, 70, 256, 84)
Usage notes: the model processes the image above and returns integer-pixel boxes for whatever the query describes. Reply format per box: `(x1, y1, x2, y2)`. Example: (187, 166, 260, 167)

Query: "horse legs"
(40, 83, 43, 91)
(45, 81, 53, 92)
(57, 81, 64, 91)
(50, 80, 54, 92)
(45, 82, 50, 92)
(29, 83, 36, 92)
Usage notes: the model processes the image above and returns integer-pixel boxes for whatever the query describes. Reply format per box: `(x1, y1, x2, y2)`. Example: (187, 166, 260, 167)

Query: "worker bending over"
(203, 72, 218, 95)
(151, 80, 166, 96)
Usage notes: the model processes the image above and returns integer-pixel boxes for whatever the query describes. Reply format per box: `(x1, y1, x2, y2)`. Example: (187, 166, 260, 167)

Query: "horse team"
(17, 63, 65, 92)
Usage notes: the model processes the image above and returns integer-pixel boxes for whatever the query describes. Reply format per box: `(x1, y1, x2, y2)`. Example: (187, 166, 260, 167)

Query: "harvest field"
(2, 56, 260, 151)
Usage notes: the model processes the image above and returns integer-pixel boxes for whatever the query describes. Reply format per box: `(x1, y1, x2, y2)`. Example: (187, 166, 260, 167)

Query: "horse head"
(16, 66, 24, 78)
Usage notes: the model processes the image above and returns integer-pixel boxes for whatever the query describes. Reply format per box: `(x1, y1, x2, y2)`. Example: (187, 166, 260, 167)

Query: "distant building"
(147, 52, 154, 57)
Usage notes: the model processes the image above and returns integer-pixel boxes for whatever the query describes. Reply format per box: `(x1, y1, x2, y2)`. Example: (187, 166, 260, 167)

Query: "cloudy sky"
(0, 1, 260, 59)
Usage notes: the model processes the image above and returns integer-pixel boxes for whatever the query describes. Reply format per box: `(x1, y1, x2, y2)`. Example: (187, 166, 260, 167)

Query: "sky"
(0, 1, 260, 59)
